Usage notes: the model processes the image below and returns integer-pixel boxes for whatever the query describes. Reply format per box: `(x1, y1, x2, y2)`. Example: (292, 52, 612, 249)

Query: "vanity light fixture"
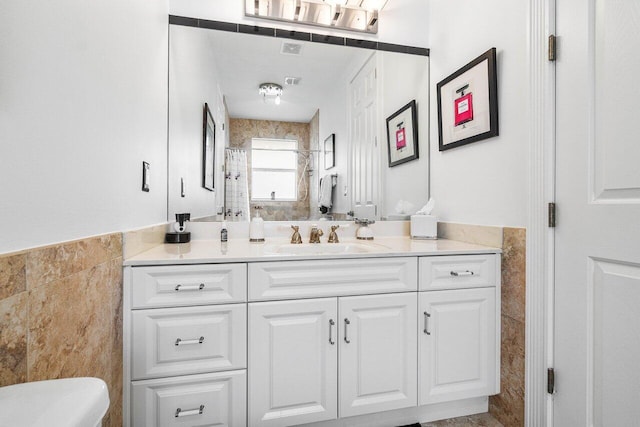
(258, 82, 283, 105)
(245, 0, 386, 34)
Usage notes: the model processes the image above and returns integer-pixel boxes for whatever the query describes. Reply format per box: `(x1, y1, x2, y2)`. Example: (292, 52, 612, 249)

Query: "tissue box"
(411, 215, 437, 240)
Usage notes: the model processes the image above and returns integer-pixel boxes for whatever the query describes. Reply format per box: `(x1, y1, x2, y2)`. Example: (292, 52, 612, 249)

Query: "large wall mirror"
(168, 22, 430, 222)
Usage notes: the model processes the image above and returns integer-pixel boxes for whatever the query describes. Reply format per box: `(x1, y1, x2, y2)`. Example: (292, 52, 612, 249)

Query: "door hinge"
(547, 368, 555, 394)
(548, 202, 556, 228)
(548, 34, 557, 61)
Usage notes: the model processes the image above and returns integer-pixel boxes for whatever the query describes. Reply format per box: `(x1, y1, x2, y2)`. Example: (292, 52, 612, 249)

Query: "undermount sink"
(0, 377, 109, 427)
(265, 242, 390, 255)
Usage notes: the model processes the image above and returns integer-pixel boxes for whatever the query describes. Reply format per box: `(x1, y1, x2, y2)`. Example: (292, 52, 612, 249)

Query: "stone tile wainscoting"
(439, 223, 526, 427)
(0, 234, 124, 427)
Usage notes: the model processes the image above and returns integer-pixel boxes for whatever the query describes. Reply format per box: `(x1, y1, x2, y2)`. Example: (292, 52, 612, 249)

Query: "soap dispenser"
(165, 213, 191, 244)
(249, 206, 265, 243)
(220, 220, 228, 242)
(355, 218, 375, 240)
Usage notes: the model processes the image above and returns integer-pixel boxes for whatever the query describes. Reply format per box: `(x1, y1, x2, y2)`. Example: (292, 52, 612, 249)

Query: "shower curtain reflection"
(224, 149, 250, 221)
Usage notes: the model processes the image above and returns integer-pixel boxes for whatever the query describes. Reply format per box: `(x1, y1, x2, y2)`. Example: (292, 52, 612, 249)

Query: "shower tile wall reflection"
(229, 117, 315, 221)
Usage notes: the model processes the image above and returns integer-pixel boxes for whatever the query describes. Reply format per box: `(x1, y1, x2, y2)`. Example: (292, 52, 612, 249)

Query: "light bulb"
(275, 95, 281, 105)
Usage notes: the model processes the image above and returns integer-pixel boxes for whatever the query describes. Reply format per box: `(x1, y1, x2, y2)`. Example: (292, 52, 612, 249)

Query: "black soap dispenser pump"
(165, 213, 191, 243)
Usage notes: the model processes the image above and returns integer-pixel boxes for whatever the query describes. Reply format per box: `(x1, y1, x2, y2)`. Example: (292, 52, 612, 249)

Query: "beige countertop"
(123, 237, 500, 266)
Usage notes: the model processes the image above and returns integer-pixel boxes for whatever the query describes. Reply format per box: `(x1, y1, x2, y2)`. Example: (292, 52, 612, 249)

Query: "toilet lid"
(0, 377, 109, 427)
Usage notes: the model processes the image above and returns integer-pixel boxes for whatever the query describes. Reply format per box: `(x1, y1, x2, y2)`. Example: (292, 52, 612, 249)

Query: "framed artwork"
(324, 133, 335, 169)
(437, 47, 499, 151)
(386, 100, 419, 167)
(202, 102, 215, 191)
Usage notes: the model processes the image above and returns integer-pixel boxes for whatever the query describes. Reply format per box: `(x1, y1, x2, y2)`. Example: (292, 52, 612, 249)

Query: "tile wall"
(439, 222, 526, 427)
(0, 233, 123, 427)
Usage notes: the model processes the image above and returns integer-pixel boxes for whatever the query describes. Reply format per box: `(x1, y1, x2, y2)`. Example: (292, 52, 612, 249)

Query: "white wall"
(169, 26, 227, 220)
(379, 51, 430, 218)
(428, 0, 528, 227)
(0, 0, 169, 254)
(320, 50, 429, 219)
(169, 0, 429, 48)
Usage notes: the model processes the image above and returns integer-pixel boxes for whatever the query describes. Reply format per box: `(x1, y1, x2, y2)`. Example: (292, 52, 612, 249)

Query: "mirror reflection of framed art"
(202, 103, 215, 191)
(324, 133, 335, 170)
(386, 100, 419, 167)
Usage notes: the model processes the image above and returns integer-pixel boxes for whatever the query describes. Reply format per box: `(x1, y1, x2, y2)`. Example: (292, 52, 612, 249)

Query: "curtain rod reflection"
(224, 147, 320, 153)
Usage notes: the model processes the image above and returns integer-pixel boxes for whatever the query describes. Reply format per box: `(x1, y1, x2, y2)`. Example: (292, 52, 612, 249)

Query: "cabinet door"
(249, 298, 338, 427)
(339, 293, 417, 418)
(419, 288, 498, 405)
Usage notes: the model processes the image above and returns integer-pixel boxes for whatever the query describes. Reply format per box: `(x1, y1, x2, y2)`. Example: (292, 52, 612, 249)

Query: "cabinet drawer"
(419, 254, 498, 291)
(249, 257, 417, 301)
(131, 370, 246, 427)
(130, 264, 247, 309)
(132, 304, 246, 380)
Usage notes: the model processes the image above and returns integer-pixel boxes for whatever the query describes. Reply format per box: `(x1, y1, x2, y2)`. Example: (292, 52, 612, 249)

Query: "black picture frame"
(386, 100, 419, 167)
(202, 103, 215, 191)
(437, 48, 499, 151)
(324, 133, 335, 170)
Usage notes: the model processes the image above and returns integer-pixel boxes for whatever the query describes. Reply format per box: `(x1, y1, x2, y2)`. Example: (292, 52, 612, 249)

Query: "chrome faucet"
(327, 225, 340, 243)
(309, 225, 323, 243)
(290, 225, 302, 244)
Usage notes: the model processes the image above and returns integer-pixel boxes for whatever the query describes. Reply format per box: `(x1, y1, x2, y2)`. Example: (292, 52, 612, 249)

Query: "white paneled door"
(339, 293, 417, 417)
(555, 0, 640, 424)
(349, 53, 379, 219)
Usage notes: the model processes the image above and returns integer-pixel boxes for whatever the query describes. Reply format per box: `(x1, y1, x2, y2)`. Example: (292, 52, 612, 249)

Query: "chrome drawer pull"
(450, 270, 474, 277)
(175, 336, 205, 346)
(174, 283, 205, 291)
(329, 319, 335, 345)
(423, 311, 431, 335)
(175, 404, 204, 417)
(344, 318, 351, 344)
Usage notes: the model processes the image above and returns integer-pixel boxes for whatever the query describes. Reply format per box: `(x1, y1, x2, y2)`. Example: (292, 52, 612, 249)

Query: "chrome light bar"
(245, 0, 387, 34)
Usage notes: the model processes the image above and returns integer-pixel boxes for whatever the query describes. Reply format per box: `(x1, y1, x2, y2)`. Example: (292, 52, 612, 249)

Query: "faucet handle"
(328, 225, 340, 243)
(290, 225, 302, 244)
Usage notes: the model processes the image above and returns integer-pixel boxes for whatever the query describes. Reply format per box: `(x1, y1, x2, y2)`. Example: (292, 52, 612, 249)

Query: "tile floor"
(423, 413, 504, 427)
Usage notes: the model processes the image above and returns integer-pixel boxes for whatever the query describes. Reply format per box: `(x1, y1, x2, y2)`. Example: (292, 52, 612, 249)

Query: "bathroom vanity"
(122, 237, 500, 427)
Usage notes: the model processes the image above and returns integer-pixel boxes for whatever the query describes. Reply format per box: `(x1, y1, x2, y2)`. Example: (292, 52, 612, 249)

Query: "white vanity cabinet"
(124, 263, 248, 427)
(248, 293, 417, 427)
(248, 258, 418, 427)
(124, 245, 501, 427)
(418, 255, 500, 406)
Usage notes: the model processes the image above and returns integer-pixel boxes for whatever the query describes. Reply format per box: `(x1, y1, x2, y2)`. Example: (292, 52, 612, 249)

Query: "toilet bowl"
(0, 377, 110, 427)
